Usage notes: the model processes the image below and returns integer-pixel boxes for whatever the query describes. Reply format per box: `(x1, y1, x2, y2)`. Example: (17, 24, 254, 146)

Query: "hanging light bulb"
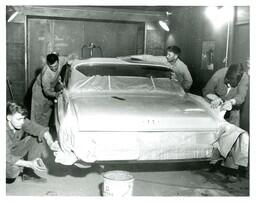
(205, 6, 219, 20)
(159, 20, 170, 32)
(205, 6, 234, 29)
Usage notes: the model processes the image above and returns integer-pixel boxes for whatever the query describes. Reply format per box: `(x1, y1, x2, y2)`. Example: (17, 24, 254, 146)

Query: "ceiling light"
(159, 20, 170, 32)
(166, 11, 173, 16)
(8, 11, 18, 22)
(205, 6, 234, 29)
(6, 6, 19, 22)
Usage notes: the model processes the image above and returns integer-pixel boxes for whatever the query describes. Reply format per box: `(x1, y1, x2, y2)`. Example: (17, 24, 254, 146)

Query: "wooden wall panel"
(145, 29, 166, 55)
(53, 19, 84, 57)
(83, 21, 141, 57)
(136, 24, 145, 54)
(6, 23, 25, 103)
(27, 18, 51, 88)
(6, 23, 24, 43)
(231, 24, 249, 65)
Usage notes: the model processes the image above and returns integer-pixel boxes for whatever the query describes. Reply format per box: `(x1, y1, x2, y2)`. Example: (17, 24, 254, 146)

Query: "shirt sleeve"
(59, 56, 68, 66)
(181, 64, 193, 91)
(22, 119, 49, 140)
(41, 66, 57, 98)
(233, 73, 249, 105)
(202, 70, 221, 97)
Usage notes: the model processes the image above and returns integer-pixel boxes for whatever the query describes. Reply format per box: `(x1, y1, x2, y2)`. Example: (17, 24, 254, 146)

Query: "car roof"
(71, 57, 170, 69)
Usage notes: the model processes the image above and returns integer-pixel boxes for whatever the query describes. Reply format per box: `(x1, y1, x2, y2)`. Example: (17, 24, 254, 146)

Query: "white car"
(54, 57, 248, 167)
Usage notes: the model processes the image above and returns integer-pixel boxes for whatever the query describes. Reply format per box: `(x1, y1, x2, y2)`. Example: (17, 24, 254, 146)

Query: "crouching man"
(6, 102, 60, 183)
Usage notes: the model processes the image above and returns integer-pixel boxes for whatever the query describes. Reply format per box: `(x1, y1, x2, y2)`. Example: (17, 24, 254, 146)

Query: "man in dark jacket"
(6, 102, 60, 183)
(202, 63, 249, 127)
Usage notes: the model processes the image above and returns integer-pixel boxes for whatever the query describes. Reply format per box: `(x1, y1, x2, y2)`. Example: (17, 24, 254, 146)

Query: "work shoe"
(226, 174, 240, 183)
(22, 172, 47, 183)
(6, 178, 16, 184)
(209, 159, 223, 173)
(238, 166, 249, 179)
(94, 164, 105, 174)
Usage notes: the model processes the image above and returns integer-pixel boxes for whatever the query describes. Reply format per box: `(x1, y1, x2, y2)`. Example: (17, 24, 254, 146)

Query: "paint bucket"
(103, 170, 134, 196)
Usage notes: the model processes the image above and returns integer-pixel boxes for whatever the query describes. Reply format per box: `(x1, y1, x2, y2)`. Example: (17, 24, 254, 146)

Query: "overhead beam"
(12, 6, 166, 23)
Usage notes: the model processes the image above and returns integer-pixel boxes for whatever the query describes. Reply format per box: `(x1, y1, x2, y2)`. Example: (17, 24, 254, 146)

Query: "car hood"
(69, 93, 219, 131)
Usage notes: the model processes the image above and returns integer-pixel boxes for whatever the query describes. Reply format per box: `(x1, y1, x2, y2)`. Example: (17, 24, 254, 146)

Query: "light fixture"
(158, 10, 172, 32)
(205, 7, 219, 20)
(166, 11, 173, 16)
(159, 20, 170, 32)
(205, 6, 234, 29)
(6, 6, 19, 22)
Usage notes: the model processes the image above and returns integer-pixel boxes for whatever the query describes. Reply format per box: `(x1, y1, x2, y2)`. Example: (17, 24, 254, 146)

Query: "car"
(54, 57, 236, 165)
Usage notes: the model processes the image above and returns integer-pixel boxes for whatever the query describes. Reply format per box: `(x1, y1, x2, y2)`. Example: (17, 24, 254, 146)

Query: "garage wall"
(27, 17, 144, 88)
(6, 23, 25, 103)
(231, 7, 250, 65)
(165, 6, 228, 95)
(145, 22, 166, 55)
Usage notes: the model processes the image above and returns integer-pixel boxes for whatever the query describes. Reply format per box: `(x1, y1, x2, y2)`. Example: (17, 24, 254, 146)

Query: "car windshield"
(69, 63, 184, 95)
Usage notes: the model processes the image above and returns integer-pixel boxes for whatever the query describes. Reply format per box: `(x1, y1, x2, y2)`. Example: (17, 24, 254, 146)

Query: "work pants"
(6, 136, 40, 179)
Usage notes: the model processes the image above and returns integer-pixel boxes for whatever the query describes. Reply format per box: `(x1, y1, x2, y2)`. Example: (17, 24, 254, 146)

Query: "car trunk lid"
(70, 93, 218, 132)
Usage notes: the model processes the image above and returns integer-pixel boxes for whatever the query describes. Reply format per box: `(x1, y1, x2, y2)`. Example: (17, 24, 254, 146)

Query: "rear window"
(76, 64, 173, 78)
(69, 63, 184, 95)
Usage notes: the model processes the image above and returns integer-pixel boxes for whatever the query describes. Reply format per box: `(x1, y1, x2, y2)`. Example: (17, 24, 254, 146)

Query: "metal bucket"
(103, 170, 134, 196)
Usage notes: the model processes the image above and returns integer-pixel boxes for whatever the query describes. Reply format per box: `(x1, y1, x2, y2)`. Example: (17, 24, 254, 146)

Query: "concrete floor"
(6, 150, 249, 196)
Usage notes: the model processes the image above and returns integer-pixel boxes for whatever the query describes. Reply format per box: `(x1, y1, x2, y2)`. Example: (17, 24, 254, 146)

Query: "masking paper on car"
(54, 104, 97, 165)
(188, 93, 249, 167)
(72, 131, 215, 162)
(212, 122, 249, 167)
(70, 75, 185, 96)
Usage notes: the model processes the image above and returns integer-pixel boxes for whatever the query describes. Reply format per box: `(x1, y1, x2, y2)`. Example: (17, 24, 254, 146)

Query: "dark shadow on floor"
(102, 161, 210, 173)
(192, 167, 249, 196)
(41, 144, 103, 178)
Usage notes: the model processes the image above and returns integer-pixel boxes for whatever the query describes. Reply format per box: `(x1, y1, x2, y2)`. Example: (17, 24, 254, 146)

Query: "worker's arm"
(181, 64, 193, 91)
(41, 56, 75, 99)
(15, 159, 46, 171)
(232, 73, 249, 105)
(15, 159, 31, 167)
(202, 69, 222, 98)
(22, 119, 60, 151)
(202, 69, 225, 108)
(22, 118, 49, 139)
(15, 159, 35, 168)
(220, 73, 249, 111)
(43, 131, 60, 151)
(41, 68, 59, 98)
